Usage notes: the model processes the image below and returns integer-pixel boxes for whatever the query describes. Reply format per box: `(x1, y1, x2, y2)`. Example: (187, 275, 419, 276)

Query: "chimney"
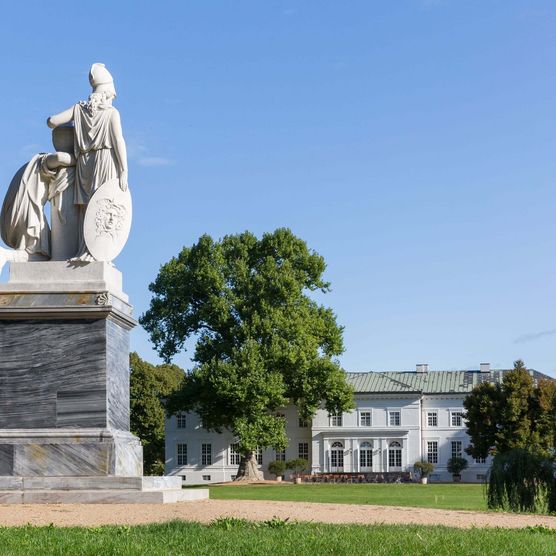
(480, 363, 491, 374)
(416, 363, 429, 373)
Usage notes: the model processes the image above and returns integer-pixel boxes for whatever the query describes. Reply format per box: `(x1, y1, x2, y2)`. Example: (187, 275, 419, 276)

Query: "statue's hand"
(119, 171, 128, 192)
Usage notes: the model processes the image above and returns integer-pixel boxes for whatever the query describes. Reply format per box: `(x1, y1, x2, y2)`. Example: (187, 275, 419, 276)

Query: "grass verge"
(0, 520, 555, 555)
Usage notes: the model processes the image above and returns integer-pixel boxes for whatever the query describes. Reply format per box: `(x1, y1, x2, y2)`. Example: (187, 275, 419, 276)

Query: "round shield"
(84, 178, 132, 262)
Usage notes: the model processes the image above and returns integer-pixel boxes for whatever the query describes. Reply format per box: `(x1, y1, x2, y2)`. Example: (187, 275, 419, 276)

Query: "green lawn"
(0, 520, 555, 555)
(207, 483, 487, 511)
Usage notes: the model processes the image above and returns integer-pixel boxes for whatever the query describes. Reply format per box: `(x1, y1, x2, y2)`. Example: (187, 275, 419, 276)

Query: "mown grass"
(207, 483, 487, 511)
(0, 520, 554, 555)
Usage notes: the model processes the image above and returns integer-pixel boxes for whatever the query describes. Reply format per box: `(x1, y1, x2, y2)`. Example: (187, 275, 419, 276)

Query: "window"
(298, 418, 308, 428)
(427, 412, 438, 427)
(177, 443, 187, 466)
(330, 441, 344, 470)
(201, 443, 212, 466)
(298, 442, 309, 460)
(255, 447, 263, 465)
(426, 441, 438, 464)
(229, 443, 241, 465)
(476, 474, 486, 481)
(202, 475, 211, 481)
(176, 412, 187, 429)
(451, 412, 464, 427)
(360, 411, 372, 427)
(451, 441, 463, 459)
(275, 449, 286, 462)
(389, 411, 401, 427)
(330, 413, 343, 427)
(360, 441, 373, 470)
(475, 457, 486, 464)
(388, 441, 402, 468)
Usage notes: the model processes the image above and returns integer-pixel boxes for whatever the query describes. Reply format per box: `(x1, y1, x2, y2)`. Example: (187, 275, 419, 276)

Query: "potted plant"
(286, 458, 309, 484)
(447, 457, 468, 482)
(413, 460, 435, 484)
(268, 460, 287, 482)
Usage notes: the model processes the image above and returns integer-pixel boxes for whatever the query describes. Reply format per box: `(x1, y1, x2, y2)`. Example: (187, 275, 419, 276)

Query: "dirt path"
(0, 499, 555, 529)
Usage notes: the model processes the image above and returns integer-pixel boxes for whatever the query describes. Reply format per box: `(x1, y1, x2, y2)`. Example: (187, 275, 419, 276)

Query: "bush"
(268, 460, 287, 478)
(286, 459, 309, 478)
(414, 460, 435, 478)
(447, 457, 468, 476)
(487, 448, 556, 513)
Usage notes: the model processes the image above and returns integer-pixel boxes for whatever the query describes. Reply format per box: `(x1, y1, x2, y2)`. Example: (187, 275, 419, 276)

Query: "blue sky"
(1, 1, 555, 375)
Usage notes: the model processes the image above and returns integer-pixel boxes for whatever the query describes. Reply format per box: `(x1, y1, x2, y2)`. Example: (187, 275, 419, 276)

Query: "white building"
(165, 364, 550, 484)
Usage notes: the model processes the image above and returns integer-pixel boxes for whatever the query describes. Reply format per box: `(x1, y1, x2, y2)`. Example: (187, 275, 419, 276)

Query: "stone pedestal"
(0, 261, 208, 503)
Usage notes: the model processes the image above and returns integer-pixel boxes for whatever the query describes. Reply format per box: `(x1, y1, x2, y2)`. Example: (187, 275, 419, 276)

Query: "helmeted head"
(89, 63, 116, 98)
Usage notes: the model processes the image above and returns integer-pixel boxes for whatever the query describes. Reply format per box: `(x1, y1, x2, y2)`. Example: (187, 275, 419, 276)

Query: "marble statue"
(0, 63, 131, 271)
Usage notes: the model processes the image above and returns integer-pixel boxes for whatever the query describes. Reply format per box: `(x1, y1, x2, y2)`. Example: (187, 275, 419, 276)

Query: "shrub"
(447, 457, 468, 476)
(268, 460, 287, 478)
(286, 459, 309, 478)
(487, 448, 556, 513)
(414, 460, 435, 478)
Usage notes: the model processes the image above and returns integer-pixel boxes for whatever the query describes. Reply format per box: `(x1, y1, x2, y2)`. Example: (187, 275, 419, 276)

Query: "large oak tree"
(140, 229, 353, 479)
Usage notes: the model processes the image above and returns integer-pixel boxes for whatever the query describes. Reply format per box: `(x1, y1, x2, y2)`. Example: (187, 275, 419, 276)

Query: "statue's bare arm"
(47, 107, 74, 129)
(45, 152, 76, 170)
(110, 110, 128, 191)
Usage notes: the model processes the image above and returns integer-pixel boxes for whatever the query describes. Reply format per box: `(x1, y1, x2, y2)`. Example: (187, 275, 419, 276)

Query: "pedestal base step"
(0, 476, 209, 504)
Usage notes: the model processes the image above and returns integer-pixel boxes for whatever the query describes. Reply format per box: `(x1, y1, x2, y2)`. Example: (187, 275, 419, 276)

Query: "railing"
(303, 472, 411, 484)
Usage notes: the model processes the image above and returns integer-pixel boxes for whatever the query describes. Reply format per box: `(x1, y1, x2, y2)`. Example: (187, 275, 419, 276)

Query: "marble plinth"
(0, 476, 209, 504)
(0, 261, 140, 478)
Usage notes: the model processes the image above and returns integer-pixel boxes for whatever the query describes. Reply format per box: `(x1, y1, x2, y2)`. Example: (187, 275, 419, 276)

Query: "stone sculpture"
(0, 65, 207, 504)
(0, 63, 131, 270)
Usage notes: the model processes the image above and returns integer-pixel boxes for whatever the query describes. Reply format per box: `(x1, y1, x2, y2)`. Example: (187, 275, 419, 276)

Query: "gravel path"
(0, 499, 555, 529)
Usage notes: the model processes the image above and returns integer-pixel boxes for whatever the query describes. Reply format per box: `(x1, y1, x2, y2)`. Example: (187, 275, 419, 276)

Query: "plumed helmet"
(89, 63, 116, 96)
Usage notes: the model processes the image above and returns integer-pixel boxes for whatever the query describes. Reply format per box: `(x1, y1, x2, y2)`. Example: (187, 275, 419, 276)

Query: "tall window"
(427, 412, 438, 427)
(426, 441, 438, 464)
(229, 443, 241, 465)
(275, 449, 286, 462)
(330, 413, 343, 427)
(177, 443, 187, 465)
(389, 411, 401, 427)
(360, 411, 372, 427)
(201, 443, 212, 466)
(298, 418, 308, 428)
(451, 412, 464, 427)
(255, 447, 263, 465)
(330, 441, 344, 470)
(176, 412, 187, 429)
(298, 442, 309, 460)
(388, 441, 402, 468)
(360, 441, 373, 470)
(451, 441, 463, 459)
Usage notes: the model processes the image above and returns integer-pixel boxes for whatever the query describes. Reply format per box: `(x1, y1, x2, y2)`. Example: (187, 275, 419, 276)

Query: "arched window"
(388, 441, 402, 470)
(330, 441, 344, 470)
(360, 441, 373, 470)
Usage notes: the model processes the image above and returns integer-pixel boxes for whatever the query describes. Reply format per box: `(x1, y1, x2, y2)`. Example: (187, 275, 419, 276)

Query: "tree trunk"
(234, 452, 264, 482)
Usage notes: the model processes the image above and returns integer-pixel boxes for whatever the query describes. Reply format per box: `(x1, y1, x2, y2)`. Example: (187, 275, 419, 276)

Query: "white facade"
(164, 366, 516, 484)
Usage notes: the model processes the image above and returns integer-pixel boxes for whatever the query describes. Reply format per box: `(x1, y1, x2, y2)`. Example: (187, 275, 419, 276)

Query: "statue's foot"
(69, 251, 95, 263)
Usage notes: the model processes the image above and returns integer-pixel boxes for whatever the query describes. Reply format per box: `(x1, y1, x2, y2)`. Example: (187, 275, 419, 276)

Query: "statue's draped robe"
(73, 103, 119, 205)
(0, 155, 52, 256)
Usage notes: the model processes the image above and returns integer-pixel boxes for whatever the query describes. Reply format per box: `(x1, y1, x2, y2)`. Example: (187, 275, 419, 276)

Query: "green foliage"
(464, 360, 556, 459)
(447, 457, 468, 476)
(129, 352, 184, 474)
(268, 460, 287, 478)
(140, 229, 354, 458)
(487, 448, 556, 513)
(413, 460, 435, 478)
(286, 459, 309, 477)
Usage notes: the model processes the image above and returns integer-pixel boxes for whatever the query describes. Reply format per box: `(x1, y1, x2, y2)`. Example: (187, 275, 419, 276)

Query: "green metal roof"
(345, 369, 552, 395)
